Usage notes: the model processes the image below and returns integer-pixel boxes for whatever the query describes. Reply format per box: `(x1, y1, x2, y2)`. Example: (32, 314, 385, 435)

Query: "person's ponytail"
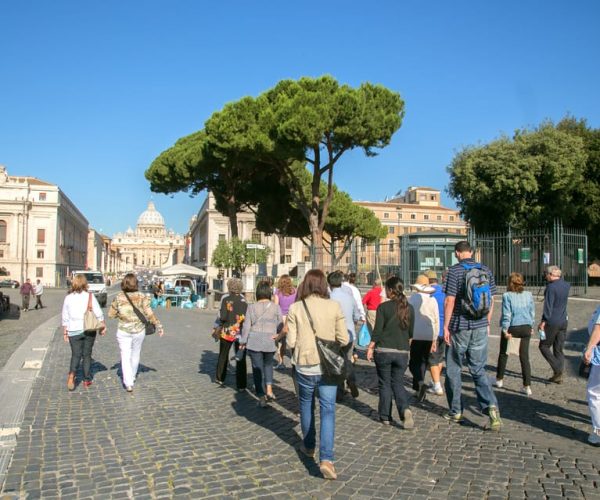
(385, 277, 410, 330)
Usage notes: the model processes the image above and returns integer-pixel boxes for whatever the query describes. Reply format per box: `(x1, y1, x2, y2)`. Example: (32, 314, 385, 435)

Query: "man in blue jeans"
(443, 241, 502, 431)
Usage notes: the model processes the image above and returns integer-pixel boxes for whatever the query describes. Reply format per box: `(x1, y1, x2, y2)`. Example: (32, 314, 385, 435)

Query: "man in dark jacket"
(538, 265, 570, 383)
(20, 278, 34, 312)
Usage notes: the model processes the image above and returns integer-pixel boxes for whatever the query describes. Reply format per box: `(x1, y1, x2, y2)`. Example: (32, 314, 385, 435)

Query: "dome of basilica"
(137, 201, 165, 227)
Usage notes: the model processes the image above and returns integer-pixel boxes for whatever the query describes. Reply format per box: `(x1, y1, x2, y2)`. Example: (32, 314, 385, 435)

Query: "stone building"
(0, 165, 89, 286)
(112, 201, 184, 271)
(87, 229, 124, 276)
(186, 192, 305, 283)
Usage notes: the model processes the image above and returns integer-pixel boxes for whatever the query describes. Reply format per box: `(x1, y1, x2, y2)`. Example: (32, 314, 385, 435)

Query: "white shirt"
(62, 292, 104, 332)
(342, 282, 366, 321)
(34, 284, 44, 296)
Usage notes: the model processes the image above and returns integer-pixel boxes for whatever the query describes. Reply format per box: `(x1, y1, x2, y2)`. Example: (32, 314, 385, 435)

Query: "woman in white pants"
(584, 312, 600, 446)
(109, 273, 163, 392)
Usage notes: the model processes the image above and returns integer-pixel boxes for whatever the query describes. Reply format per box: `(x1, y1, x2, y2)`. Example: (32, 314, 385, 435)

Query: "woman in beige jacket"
(287, 269, 348, 480)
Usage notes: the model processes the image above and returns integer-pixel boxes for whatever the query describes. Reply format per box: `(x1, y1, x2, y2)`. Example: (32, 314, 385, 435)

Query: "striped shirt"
(443, 258, 496, 332)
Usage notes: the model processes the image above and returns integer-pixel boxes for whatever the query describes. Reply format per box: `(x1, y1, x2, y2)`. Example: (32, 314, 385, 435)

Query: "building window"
(251, 229, 262, 243)
(37, 250, 44, 259)
(218, 234, 226, 241)
(285, 237, 293, 250)
(345, 256, 350, 264)
(280, 255, 286, 264)
(0, 250, 3, 258)
(424, 214, 429, 220)
(383, 212, 389, 219)
(437, 215, 442, 221)
(361, 239, 366, 251)
(389, 240, 395, 252)
(0, 220, 6, 243)
(410, 214, 416, 220)
(430, 195, 436, 201)
(389, 226, 395, 234)
(36, 267, 43, 278)
(285, 255, 291, 263)
(39, 192, 46, 201)
(37, 229, 45, 244)
(360, 257, 366, 264)
(397, 213, 402, 219)
(304, 255, 311, 262)
(449, 215, 455, 221)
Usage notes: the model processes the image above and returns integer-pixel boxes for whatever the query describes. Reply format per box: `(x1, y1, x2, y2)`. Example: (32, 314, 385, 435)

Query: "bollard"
(207, 290, 215, 309)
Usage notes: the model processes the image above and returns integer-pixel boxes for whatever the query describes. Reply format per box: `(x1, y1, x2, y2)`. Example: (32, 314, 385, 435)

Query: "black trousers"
(35, 295, 43, 309)
(68, 332, 97, 381)
(496, 324, 532, 386)
(216, 339, 247, 389)
(539, 321, 568, 375)
(374, 351, 410, 421)
(409, 340, 433, 390)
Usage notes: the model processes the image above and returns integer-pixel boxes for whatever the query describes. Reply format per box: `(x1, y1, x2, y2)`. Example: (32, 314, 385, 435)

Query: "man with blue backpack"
(442, 240, 502, 431)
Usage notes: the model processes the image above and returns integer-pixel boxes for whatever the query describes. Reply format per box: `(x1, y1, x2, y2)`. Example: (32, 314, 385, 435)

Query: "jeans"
(496, 325, 532, 386)
(409, 340, 433, 390)
(68, 332, 97, 381)
(587, 364, 600, 431)
(539, 321, 567, 375)
(116, 329, 146, 387)
(445, 327, 498, 416)
(216, 339, 247, 389)
(374, 351, 410, 421)
(296, 372, 337, 462)
(247, 350, 275, 397)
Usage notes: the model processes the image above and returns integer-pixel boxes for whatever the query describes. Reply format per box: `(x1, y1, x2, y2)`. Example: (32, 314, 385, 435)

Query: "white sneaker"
(426, 385, 444, 396)
(521, 386, 532, 396)
(588, 431, 600, 446)
(494, 379, 503, 388)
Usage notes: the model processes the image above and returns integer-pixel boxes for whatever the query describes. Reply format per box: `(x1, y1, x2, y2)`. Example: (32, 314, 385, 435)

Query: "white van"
(72, 270, 107, 307)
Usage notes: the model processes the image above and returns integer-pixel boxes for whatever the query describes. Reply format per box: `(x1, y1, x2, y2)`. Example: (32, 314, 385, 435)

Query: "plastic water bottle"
(538, 329, 546, 341)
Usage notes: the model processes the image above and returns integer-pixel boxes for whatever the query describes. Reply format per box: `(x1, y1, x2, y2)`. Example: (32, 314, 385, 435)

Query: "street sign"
(245, 243, 266, 250)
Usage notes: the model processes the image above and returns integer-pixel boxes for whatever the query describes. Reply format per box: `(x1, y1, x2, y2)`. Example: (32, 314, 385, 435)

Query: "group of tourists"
(212, 239, 600, 480)
(61, 272, 163, 392)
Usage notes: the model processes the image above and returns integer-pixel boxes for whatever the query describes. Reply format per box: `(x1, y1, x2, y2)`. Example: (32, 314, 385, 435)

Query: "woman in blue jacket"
(495, 272, 535, 396)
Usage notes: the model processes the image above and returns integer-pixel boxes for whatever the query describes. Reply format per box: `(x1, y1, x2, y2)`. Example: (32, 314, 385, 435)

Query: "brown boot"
(67, 372, 75, 391)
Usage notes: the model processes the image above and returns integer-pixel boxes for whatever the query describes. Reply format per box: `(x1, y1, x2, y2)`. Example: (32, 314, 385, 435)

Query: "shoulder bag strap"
(301, 299, 317, 336)
(87, 292, 93, 312)
(124, 292, 148, 325)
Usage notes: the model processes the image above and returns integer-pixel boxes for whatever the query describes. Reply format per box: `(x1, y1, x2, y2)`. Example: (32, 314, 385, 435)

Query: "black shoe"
(348, 381, 359, 398)
(417, 383, 427, 402)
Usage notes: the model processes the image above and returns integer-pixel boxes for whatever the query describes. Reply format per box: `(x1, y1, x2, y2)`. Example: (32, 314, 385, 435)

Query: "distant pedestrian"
(33, 279, 44, 309)
(20, 278, 34, 312)
(495, 272, 535, 396)
(584, 307, 600, 446)
(273, 274, 297, 369)
(239, 281, 283, 407)
(286, 269, 349, 480)
(443, 240, 502, 430)
(343, 272, 366, 323)
(362, 278, 382, 334)
(408, 274, 439, 402)
(367, 277, 415, 429)
(328, 271, 361, 399)
(61, 274, 106, 390)
(424, 269, 446, 396)
(214, 278, 248, 390)
(538, 265, 570, 384)
(108, 273, 164, 393)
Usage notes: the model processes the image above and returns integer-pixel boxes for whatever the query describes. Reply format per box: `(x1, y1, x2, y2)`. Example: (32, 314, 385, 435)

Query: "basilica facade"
(112, 201, 185, 271)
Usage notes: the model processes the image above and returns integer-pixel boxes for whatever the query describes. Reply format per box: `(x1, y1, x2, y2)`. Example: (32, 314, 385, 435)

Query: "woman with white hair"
(215, 278, 248, 390)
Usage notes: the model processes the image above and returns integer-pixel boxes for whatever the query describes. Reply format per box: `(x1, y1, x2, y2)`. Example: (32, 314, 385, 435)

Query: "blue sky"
(1, 1, 599, 236)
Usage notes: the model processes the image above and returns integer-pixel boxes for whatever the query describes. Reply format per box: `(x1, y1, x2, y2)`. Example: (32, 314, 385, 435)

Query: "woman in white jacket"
(407, 274, 440, 402)
(62, 274, 106, 390)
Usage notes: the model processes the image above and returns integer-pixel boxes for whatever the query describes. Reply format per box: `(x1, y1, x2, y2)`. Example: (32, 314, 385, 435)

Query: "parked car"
(0, 279, 20, 288)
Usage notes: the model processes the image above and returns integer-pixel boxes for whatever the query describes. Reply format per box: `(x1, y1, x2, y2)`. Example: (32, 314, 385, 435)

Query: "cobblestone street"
(0, 297, 599, 499)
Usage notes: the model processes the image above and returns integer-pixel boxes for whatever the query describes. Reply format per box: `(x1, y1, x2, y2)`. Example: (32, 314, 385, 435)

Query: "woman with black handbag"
(108, 273, 163, 393)
(286, 269, 348, 480)
(366, 277, 415, 428)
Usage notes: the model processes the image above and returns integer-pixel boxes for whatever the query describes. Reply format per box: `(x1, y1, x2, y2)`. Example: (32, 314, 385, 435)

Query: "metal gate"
(469, 220, 588, 295)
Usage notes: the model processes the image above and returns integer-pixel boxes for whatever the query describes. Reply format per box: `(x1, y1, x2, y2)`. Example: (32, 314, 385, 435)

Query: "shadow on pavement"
(230, 389, 321, 478)
(109, 361, 157, 382)
(198, 349, 220, 382)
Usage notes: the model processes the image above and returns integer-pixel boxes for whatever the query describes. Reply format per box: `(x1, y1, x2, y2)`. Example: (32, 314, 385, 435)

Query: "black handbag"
(579, 358, 591, 379)
(302, 299, 346, 384)
(124, 292, 156, 335)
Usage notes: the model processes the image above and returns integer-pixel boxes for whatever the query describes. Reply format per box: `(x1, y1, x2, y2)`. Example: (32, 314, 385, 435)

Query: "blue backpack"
(460, 262, 492, 319)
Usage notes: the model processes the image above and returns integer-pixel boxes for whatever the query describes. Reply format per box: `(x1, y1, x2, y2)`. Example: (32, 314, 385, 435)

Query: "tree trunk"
(277, 235, 285, 265)
(309, 212, 323, 269)
(227, 201, 238, 239)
